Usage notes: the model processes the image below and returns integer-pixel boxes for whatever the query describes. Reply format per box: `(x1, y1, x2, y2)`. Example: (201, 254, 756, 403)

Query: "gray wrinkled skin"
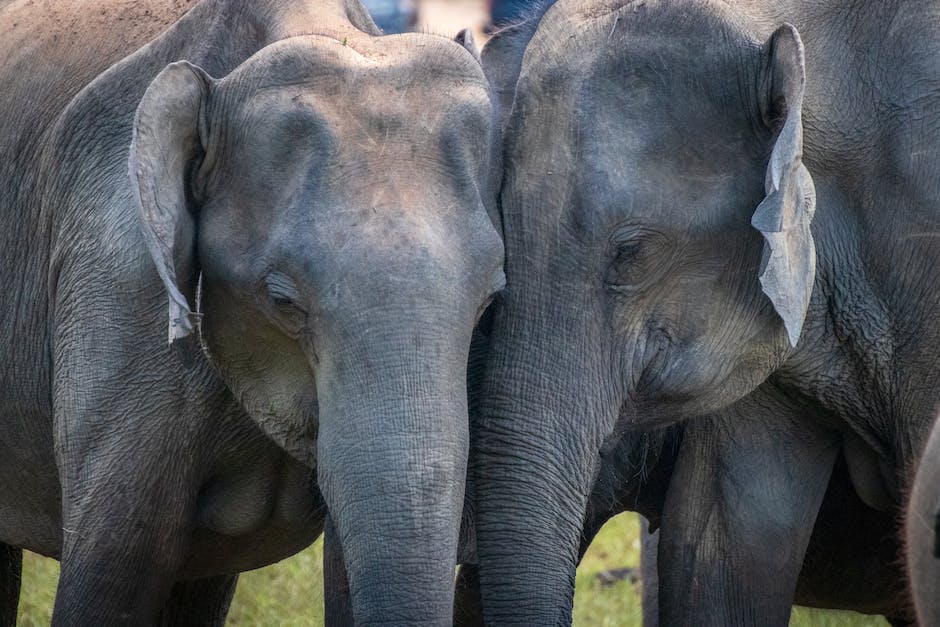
(474, 0, 940, 624)
(581, 422, 913, 625)
(907, 413, 940, 625)
(0, 0, 503, 624)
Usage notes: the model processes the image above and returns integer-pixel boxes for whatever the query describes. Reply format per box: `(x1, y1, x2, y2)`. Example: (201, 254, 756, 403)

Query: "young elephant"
(0, 0, 502, 624)
(472, 0, 940, 623)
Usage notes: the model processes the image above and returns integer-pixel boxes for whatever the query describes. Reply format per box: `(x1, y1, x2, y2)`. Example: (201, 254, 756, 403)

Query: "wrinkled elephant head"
(131, 32, 504, 625)
(474, 0, 814, 621)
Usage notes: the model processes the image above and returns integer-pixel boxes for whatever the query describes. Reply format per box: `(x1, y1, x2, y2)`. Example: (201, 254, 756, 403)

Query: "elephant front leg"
(51, 358, 218, 623)
(657, 388, 839, 627)
(639, 518, 659, 627)
(53, 480, 196, 623)
(0, 542, 21, 627)
(158, 575, 238, 627)
(48, 275, 246, 625)
(52, 441, 200, 625)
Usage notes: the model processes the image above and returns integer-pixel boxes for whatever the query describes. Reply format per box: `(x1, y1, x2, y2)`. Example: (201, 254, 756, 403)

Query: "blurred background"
(10, 2, 898, 625)
(364, 0, 527, 41)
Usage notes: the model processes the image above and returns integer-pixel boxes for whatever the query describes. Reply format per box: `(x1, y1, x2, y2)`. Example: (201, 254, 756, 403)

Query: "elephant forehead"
(226, 33, 490, 109)
(219, 35, 492, 156)
(503, 0, 768, 231)
(516, 0, 761, 110)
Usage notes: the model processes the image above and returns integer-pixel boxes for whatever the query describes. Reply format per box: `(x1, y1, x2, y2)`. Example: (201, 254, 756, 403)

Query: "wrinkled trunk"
(472, 301, 614, 624)
(316, 321, 468, 626)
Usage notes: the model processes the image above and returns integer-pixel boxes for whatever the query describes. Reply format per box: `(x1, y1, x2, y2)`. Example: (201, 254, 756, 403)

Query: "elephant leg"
(453, 564, 484, 627)
(48, 285, 238, 625)
(53, 448, 199, 626)
(323, 514, 353, 627)
(157, 575, 238, 627)
(657, 389, 839, 627)
(639, 518, 659, 627)
(53, 480, 196, 624)
(51, 385, 208, 627)
(0, 543, 21, 627)
(906, 415, 940, 626)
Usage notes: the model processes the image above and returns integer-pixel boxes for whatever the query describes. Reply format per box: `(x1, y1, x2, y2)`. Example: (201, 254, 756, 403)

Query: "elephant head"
(473, 0, 814, 621)
(130, 33, 503, 624)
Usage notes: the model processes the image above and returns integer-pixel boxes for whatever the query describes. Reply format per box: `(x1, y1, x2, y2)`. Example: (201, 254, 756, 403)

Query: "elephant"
(472, 0, 940, 623)
(907, 412, 940, 625)
(0, 0, 503, 624)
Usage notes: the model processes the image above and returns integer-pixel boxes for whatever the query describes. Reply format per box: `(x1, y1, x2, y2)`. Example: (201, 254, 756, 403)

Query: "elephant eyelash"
(262, 272, 309, 338)
(264, 273, 304, 307)
(271, 294, 297, 308)
(604, 228, 671, 291)
(614, 242, 642, 262)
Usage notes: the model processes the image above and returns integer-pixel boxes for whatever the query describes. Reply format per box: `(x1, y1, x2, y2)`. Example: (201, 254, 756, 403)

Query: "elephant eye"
(264, 272, 307, 332)
(604, 228, 669, 291)
(272, 293, 295, 308)
(605, 244, 646, 289)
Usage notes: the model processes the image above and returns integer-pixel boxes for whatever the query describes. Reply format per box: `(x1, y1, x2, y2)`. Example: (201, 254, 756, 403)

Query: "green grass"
(17, 513, 888, 625)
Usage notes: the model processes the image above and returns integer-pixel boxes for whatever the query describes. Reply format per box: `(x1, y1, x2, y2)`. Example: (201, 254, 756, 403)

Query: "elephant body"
(475, 0, 940, 623)
(583, 422, 912, 624)
(0, 0, 502, 623)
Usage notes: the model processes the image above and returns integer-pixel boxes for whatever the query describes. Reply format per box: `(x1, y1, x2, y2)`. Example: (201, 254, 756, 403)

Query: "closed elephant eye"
(604, 228, 670, 291)
(605, 242, 651, 290)
(263, 272, 307, 332)
(271, 293, 296, 309)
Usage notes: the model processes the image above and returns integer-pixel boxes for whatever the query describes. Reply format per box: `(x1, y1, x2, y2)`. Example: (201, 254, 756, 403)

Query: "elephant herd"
(1, 0, 939, 624)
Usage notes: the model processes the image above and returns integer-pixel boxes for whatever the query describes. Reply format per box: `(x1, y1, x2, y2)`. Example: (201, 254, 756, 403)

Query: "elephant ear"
(750, 24, 817, 348)
(456, 28, 481, 62)
(129, 61, 211, 344)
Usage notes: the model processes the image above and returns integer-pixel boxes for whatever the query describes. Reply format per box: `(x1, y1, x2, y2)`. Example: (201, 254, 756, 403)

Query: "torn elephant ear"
(751, 23, 817, 348)
(129, 61, 212, 344)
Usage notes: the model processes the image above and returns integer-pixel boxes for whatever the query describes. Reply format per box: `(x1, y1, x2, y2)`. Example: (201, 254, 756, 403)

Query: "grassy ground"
(16, 513, 888, 626)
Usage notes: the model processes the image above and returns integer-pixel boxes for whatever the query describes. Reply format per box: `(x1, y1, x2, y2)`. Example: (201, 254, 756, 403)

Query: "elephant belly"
(795, 456, 910, 618)
(180, 455, 324, 578)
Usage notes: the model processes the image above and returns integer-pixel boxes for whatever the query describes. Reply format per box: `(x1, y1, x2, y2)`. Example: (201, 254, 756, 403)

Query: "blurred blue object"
(363, 0, 416, 33)
(490, 0, 531, 27)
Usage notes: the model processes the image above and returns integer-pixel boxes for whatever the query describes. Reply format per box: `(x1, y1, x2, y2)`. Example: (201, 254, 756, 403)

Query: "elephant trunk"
(315, 320, 469, 626)
(472, 302, 613, 624)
